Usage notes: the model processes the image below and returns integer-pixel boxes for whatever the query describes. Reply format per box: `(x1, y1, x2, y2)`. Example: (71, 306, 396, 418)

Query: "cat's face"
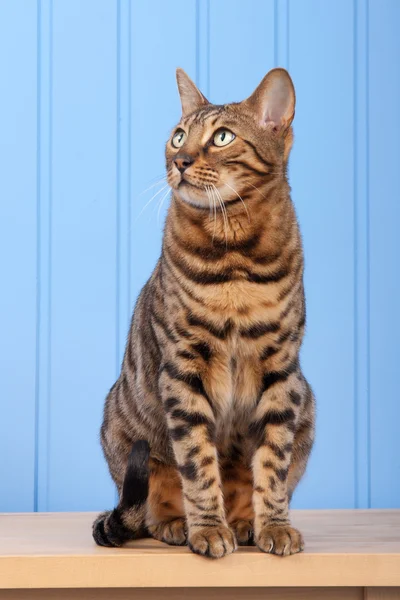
(166, 68, 295, 209)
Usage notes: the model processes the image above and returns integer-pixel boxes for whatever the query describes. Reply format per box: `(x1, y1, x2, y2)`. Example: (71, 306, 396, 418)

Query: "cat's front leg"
(160, 362, 237, 558)
(250, 372, 304, 556)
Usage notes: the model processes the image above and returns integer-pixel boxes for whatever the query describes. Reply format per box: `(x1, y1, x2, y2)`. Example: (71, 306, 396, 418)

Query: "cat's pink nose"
(174, 153, 194, 174)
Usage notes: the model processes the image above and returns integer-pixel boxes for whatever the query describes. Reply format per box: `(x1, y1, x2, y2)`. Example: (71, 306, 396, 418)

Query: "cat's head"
(166, 68, 295, 209)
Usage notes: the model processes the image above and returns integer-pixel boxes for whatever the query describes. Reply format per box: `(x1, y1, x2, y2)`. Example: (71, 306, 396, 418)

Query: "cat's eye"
(213, 129, 235, 147)
(171, 129, 186, 148)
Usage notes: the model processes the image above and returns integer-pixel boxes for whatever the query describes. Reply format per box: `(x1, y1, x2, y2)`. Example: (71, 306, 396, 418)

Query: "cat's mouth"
(170, 171, 222, 208)
(175, 178, 211, 208)
(178, 173, 204, 190)
(178, 176, 203, 190)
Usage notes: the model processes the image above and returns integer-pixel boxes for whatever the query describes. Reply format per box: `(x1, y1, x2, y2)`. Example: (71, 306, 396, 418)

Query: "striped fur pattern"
(93, 68, 315, 558)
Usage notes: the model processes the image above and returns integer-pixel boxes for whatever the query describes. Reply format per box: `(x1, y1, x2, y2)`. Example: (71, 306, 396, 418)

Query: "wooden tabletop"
(1, 510, 400, 589)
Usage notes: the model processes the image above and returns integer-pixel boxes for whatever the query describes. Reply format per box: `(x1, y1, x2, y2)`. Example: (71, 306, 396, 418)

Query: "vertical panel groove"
(287, 0, 290, 70)
(34, 0, 41, 514)
(116, 0, 121, 377)
(365, 0, 371, 508)
(206, 0, 210, 97)
(274, 0, 278, 67)
(274, 0, 289, 69)
(115, 0, 132, 506)
(115, 0, 120, 508)
(353, 0, 359, 509)
(195, 0, 200, 87)
(116, 0, 132, 372)
(354, 0, 370, 509)
(35, 0, 53, 512)
(196, 0, 210, 96)
(127, 1, 132, 321)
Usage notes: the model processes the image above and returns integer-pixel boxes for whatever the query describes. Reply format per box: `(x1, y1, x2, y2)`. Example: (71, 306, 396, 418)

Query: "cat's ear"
(243, 68, 295, 131)
(176, 68, 209, 117)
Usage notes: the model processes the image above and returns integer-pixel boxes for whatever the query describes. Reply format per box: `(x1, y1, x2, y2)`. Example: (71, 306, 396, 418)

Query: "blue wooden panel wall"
(0, 1, 37, 511)
(290, 0, 356, 508)
(1, 0, 399, 512)
(368, 0, 400, 508)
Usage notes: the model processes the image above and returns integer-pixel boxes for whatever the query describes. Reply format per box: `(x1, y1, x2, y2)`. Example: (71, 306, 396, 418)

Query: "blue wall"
(1, 0, 399, 512)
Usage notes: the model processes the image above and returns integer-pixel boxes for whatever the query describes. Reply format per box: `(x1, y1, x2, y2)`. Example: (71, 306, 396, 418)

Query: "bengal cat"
(93, 67, 315, 558)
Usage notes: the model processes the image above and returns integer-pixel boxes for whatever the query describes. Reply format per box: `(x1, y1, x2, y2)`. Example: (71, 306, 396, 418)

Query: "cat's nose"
(174, 153, 194, 174)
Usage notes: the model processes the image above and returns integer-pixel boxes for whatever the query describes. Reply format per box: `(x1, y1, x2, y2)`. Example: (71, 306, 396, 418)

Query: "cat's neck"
(163, 177, 295, 258)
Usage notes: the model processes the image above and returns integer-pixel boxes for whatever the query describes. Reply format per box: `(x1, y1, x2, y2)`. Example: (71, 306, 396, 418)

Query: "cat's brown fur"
(93, 68, 315, 558)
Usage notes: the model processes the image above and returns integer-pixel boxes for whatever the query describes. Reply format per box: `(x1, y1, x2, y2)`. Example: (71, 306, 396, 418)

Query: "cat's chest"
(204, 329, 265, 418)
(191, 274, 286, 335)
(209, 341, 262, 450)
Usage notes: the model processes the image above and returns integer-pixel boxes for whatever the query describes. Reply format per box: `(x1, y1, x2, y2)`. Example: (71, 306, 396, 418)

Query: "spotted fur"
(93, 68, 315, 558)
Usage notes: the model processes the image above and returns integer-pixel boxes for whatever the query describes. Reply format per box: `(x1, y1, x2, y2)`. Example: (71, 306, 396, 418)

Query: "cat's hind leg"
(92, 440, 150, 547)
(146, 461, 187, 546)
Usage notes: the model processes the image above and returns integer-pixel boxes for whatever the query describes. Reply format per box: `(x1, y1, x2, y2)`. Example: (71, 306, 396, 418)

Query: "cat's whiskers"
(204, 184, 214, 221)
(149, 185, 169, 220)
(206, 184, 213, 222)
(137, 176, 167, 198)
(134, 183, 169, 224)
(212, 187, 217, 242)
(212, 184, 228, 225)
(156, 188, 171, 224)
(246, 181, 267, 200)
(206, 185, 218, 243)
(221, 181, 250, 223)
(211, 183, 229, 249)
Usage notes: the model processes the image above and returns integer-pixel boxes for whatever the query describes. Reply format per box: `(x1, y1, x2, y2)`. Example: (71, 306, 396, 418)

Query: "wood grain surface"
(0, 511, 399, 590)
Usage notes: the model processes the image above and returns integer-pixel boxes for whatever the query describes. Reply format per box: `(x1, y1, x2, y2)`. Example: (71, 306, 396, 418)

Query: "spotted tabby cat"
(93, 67, 315, 558)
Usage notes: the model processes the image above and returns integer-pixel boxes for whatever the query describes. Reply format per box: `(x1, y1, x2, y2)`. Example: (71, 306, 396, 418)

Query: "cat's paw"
(149, 518, 187, 546)
(231, 519, 254, 545)
(188, 525, 237, 558)
(256, 525, 304, 556)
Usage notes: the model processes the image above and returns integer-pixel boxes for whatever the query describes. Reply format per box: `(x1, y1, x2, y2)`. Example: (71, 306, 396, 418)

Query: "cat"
(93, 67, 315, 558)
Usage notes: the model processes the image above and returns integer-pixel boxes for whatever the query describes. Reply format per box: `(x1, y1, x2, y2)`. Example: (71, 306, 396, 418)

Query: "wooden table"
(0, 510, 399, 599)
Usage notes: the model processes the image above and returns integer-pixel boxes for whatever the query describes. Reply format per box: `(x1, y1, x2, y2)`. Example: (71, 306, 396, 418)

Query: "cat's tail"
(92, 439, 150, 547)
